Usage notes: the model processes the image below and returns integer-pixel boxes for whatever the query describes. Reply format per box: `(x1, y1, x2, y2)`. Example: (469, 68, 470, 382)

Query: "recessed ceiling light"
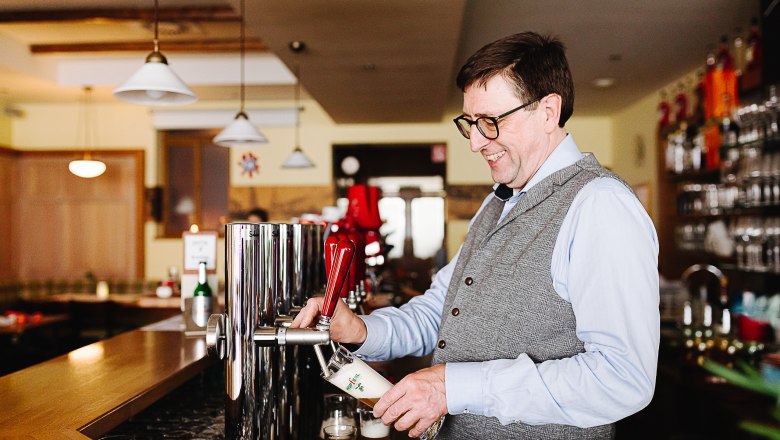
(592, 77, 616, 89)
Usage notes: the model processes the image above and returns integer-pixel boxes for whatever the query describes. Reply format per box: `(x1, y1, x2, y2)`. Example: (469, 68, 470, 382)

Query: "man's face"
(461, 75, 550, 190)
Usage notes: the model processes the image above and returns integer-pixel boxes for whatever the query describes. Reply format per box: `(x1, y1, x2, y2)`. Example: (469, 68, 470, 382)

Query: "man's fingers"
(391, 408, 420, 434)
(373, 381, 405, 417)
(290, 298, 321, 328)
(408, 418, 437, 439)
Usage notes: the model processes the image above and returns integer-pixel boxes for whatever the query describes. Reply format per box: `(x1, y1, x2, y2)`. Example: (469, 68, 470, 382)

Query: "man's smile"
(485, 150, 506, 164)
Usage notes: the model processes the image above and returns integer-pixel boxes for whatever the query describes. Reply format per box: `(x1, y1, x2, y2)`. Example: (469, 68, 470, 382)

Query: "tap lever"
(206, 313, 227, 360)
(320, 237, 356, 322)
(254, 326, 331, 346)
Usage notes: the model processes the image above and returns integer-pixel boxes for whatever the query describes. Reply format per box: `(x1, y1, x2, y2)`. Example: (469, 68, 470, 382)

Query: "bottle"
(742, 17, 762, 90)
(703, 46, 717, 121)
(732, 28, 746, 77)
(192, 260, 212, 327)
(658, 90, 671, 129)
(674, 82, 689, 125)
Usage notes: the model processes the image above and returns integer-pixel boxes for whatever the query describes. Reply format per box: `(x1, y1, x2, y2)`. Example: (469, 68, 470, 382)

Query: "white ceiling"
(0, 0, 762, 123)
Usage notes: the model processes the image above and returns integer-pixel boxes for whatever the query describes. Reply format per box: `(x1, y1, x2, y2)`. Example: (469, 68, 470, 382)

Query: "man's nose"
(469, 126, 489, 152)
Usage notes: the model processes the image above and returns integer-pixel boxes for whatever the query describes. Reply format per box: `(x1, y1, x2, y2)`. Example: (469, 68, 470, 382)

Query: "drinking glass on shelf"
(733, 217, 748, 269)
(764, 217, 780, 273)
(744, 217, 767, 271)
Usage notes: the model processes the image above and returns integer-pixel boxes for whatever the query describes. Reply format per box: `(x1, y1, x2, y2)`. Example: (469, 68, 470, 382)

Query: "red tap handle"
(324, 233, 340, 283)
(322, 238, 355, 318)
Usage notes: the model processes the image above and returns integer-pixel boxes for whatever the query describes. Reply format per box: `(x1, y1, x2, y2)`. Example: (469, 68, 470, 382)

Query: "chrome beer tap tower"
(205, 222, 358, 440)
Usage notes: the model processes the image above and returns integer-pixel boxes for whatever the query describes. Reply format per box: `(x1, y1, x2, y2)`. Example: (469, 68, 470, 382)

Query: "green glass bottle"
(192, 261, 212, 327)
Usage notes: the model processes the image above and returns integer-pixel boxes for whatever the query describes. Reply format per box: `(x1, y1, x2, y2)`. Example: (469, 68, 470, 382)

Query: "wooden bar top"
(0, 316, 213, 439)
(24, 293, 225, 309)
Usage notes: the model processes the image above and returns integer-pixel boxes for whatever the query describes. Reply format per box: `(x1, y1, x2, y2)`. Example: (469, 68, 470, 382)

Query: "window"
(160, 130, 229, 237)
(332, 144, 446, 261)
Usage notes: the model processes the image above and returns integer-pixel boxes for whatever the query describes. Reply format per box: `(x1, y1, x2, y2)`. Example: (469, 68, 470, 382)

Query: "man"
(293, 32, 659, 439)
(246, 207, 269, 222)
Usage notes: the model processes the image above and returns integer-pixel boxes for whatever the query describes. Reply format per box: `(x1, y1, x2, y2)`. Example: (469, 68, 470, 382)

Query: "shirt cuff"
(445, 362, 484, 415)
(353, 314, 387, 359)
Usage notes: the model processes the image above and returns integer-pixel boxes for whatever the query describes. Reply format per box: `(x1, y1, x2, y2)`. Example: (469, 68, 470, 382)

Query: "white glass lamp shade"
(69, 159, 107, 178)
(213, 112, 268, 147)
(113, 53, 197, 106)
(281, 147, 315, 169)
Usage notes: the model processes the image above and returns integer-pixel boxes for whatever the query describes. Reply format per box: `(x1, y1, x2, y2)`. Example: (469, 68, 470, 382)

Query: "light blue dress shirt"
(356, 135, 660, 428)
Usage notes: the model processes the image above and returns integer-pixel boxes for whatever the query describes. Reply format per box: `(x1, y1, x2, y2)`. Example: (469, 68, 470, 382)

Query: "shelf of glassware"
(674, 213, 780, 273)
(671, 127, 780, 277)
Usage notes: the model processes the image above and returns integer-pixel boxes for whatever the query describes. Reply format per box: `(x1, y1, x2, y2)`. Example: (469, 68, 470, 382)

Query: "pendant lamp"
(213, 0, 266, 146)
(282, 41, 315, 169)
(69, 86, 107, 179)
(113, 0, 197, 105)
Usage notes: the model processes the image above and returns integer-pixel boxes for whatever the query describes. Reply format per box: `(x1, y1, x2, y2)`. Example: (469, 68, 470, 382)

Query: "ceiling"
(0, 0, 762, 123)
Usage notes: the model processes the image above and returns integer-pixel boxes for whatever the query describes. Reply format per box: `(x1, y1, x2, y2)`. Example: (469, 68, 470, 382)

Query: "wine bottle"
(192, 260, 212, 327)
(741, 17, 763, 90)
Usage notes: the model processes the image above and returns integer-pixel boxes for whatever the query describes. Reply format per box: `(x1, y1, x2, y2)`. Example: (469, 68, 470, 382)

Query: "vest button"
(451, 308, 460, 316)
(464, 277, 473, 286)
(438, 339, 446, 349)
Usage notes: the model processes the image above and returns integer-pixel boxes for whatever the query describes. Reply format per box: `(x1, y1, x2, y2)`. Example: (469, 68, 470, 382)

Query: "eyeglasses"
(453, 97, 541, 140)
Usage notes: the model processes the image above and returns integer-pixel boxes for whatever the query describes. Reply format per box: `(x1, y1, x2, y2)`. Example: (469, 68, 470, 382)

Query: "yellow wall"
(612, 69, 699, 222)
(7, 96, 628, 279)
(0, 112, 11, 146)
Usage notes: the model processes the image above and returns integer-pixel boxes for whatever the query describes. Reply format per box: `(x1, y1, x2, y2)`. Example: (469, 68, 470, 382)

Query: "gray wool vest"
(432, 153, 626, 439)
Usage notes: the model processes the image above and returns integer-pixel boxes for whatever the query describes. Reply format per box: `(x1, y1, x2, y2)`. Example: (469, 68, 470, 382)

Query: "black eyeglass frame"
(453, 96, 542, 140)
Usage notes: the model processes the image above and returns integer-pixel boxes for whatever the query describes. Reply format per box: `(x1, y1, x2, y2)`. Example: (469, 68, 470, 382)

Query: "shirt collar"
(492, 133, 583, 200)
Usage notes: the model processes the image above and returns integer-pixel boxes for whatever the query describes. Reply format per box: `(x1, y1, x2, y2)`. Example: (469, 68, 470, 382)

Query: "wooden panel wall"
(11, 151, 144, 281)
(229, 184, 492, 224)
(445, 184, 493, 221)
(0, 147, 17, 281)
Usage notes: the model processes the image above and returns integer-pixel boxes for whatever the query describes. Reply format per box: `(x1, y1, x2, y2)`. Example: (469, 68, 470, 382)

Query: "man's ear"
(541, 94, 562, 133)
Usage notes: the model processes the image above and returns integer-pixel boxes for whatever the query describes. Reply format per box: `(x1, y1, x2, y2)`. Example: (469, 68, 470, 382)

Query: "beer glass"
(324, 424, 357, 440)
(323, 345, 444, 440)
(357, 405, 391, 439)
(320, 394, 357, 439)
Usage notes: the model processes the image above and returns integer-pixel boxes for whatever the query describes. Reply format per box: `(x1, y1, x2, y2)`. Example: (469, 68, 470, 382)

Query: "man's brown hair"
(456, 32, 574, 127)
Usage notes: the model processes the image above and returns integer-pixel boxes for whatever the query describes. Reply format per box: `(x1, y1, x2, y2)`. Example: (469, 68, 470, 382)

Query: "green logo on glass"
(346, 373, 365, 392)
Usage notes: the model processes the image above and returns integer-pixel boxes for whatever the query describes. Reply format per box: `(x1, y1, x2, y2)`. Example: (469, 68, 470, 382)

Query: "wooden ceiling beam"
(30, 38, 268, 54)
(0, 6, 238, 23)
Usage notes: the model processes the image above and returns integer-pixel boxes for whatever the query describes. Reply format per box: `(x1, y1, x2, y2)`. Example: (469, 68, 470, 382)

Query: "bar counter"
(0, 316, 212, 439)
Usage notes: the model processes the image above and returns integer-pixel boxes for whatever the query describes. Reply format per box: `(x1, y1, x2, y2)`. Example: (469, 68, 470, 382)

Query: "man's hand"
(373, 364, 447, 438)
(290, 296, 368, 345)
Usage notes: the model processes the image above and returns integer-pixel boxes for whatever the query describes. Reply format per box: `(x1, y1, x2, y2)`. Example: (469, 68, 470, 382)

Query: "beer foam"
(360, 419, 390, 438)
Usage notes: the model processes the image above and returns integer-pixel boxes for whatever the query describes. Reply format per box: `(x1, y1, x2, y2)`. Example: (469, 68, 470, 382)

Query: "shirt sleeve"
(445, 177, 660, 427)
(355, 247, 458, 360)
(355, 193, 496, 361)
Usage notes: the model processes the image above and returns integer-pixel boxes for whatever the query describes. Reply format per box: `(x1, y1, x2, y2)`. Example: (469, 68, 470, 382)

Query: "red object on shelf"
(346, 185, 383, 230)
(738, 314, 771, 342)
(658, 96, 671, 128)
(703, 124, 721, 170)
(345, 228, 366, 298)
(674, 88, 688, 124)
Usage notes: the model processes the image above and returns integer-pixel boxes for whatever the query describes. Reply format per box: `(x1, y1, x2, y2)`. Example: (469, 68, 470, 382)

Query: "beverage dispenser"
(206, 222, 328, 439)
